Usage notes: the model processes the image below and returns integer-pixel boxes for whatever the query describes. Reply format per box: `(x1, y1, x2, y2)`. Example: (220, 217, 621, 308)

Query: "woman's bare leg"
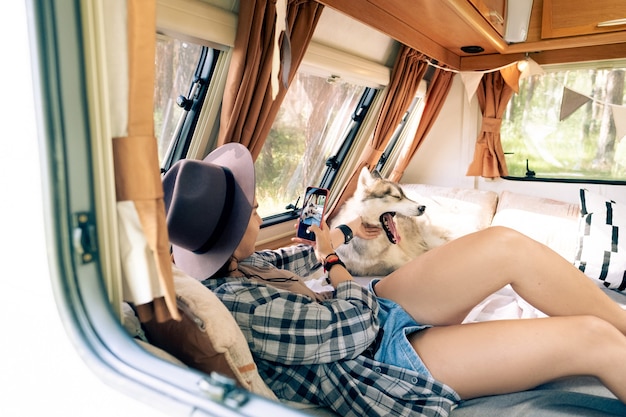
(410, 315, 626, 402)
(375, 226, 626, 334)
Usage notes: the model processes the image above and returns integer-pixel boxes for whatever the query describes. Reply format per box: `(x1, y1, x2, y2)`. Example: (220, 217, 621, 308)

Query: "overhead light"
(461, 45, 485, 54)
(504, 0, 533, 44)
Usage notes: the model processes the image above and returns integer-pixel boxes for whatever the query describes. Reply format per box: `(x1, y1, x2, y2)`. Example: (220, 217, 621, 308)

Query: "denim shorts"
(368, 279, 432, 377)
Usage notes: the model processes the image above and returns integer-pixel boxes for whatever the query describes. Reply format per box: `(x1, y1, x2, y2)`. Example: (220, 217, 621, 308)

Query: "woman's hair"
(210, 258, 234, 280)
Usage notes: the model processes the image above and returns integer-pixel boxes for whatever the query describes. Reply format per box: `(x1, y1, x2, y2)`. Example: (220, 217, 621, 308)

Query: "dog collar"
(336, 224, 354, 244)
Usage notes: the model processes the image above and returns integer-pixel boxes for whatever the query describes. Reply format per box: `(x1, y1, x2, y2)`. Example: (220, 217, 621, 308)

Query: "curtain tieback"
(480, 117, 502, 133)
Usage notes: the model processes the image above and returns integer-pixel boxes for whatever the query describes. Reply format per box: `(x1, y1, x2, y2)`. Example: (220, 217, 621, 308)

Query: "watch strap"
(336, 224, 354, 244)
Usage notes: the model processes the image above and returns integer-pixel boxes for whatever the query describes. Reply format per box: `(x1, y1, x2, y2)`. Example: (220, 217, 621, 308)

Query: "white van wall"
(401, 75, 624, 204)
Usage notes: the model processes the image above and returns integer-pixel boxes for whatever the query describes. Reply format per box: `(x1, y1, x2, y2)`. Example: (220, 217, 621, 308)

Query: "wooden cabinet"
(469, 0, 506, 36)
(542, 0, 626, 38)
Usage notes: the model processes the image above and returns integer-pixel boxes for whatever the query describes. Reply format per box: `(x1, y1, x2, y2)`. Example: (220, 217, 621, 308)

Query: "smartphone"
(296, 186, 329, 241)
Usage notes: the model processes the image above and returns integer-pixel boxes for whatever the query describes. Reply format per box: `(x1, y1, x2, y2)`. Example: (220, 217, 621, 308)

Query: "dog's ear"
(371, 170, 382, 179)
(359, 167, 375, 187)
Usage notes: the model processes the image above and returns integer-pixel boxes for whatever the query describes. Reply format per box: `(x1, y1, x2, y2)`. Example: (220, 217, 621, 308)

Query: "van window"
(501, 61, 626, 183)
(256, 72, 369, 218)
(155, 34, 219, 170)
(375, 84, 427, 175)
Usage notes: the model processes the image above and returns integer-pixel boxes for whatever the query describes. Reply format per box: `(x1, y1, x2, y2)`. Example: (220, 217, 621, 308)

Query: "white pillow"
(574, 189, 626, 291)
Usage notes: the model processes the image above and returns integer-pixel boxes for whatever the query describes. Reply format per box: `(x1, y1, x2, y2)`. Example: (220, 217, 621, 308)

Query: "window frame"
(159, 44, 220, 173)
(259, 42, 390, 220)
(260, 85, 380, 228)
(319, 87, 379, 188)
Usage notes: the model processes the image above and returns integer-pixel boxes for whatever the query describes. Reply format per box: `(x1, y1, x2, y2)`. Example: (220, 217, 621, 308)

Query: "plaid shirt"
(202, 245, 459, 417)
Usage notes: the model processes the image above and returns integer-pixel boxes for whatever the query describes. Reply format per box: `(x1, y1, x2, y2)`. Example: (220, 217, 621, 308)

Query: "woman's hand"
(291, 219, 316, 246)
(293, 219, 354, 286)
(348, 217, 382, 240)
(307, 223, 335, 263)
(291, 220, 335, 263)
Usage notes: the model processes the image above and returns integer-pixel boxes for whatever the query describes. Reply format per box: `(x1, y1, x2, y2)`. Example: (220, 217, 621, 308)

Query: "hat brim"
(170, 143, 255, 280)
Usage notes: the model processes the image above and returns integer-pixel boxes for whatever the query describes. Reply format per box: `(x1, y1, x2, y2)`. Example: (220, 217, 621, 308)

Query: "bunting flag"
(460, 71, 484, 101)
(519, 57, 544, 80)
(500, 64, 522, 93)
(559, 87, 591, 121)
(611, 104, 626, 140)
(457, 58, 542, 102)
(444, 57, 626, 136)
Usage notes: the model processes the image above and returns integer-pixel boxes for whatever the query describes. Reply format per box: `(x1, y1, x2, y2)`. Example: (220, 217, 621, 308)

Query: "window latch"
(325, 156, 339, 170)
(285, 196, 301, 213)
(198, 372, 249, 407)
(525, 159, 536, 178)
(72, 212, 98, 264)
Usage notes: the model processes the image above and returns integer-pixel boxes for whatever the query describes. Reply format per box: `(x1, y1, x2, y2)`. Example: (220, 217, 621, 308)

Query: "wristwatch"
(336, 224, 354, 244)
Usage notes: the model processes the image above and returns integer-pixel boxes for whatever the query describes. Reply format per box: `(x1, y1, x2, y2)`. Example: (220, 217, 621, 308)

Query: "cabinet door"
(542, 0, 626, 38)
(469, 0, 506, 36)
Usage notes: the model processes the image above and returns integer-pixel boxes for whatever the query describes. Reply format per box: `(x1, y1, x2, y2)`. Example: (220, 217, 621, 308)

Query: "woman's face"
(233, 199, 262, 260)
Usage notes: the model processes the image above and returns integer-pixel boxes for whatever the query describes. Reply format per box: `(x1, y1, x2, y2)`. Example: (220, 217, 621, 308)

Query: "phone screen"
(296, 187, 329, 241)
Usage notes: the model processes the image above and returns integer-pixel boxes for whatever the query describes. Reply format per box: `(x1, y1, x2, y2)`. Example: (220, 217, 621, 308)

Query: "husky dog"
(331, 168, 451, 276)
(302, 202, 320, 220)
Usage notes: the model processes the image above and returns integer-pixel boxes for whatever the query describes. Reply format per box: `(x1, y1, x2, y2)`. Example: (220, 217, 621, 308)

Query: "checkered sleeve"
(216, 279, 380, 364)
(254, 244, 322, 277)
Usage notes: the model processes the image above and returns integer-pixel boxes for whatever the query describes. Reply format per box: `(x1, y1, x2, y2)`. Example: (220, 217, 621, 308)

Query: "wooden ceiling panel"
(318, 0, 626, 70)
(367, 0, 500, 57)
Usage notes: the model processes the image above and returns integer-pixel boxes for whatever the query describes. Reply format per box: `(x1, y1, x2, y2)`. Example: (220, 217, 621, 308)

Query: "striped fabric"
(575, 189, 626, 291)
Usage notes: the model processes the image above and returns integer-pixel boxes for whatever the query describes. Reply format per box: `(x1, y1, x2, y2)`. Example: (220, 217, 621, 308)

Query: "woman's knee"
(571, 315, 625, 349)
(477, 226, 536, 258)
(483, 225, 529, 243)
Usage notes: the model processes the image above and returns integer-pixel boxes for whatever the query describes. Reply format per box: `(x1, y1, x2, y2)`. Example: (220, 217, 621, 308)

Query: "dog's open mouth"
(380, 212, 400, 244)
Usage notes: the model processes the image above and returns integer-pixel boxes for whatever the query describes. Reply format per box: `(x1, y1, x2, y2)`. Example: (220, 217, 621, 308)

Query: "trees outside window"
(256, 72, 366, 218)
(502, 62, 626, 181)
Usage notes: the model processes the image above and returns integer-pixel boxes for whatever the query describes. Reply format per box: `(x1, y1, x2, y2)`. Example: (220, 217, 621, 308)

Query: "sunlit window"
(256, 72, 367, 218)
(502, 61, 626, 182)
(154, 34, 204, 163)
(375, 83, 426, 176)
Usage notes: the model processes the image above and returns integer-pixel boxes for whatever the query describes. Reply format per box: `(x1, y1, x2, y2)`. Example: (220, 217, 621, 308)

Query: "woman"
(162, 143, 626, 417)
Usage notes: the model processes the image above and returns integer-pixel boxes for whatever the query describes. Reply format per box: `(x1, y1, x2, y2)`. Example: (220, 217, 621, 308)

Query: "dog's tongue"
(380, 212, 400, 244)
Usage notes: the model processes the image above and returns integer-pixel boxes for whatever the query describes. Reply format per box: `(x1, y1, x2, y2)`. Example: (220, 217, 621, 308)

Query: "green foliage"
(502, 66, 626, 180)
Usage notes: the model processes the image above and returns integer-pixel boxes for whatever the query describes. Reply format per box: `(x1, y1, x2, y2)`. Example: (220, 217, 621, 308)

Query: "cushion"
(574, 189, 626, 291)
(401, 184, 499, 238)
(121, 302, 189, 366)
(142, 265, 277, 399)
(492, 191, 580, 262)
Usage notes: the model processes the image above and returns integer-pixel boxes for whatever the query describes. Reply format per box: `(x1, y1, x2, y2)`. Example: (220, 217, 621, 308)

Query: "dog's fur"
(331, 168, 451, 275)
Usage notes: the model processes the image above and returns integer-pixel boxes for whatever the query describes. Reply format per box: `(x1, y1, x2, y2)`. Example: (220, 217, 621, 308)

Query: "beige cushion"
(135, 339, 188, 366)
(142, 266, 276, 400)
(402, 184, 499, 237)
(492, 191, 580, 262)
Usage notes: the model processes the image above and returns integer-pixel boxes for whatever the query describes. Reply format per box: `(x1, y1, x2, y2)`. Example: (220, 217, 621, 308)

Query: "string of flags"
(557, 85, 626, 140)
(425, 58, 626, 140)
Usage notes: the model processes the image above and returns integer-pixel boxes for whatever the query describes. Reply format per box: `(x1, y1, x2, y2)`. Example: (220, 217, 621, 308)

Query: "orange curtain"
(327, 46, 429, 220)
(218, 0, 323, 160)
(112, 0, 178, 323)
(465, 66, 520, 178)
(388, 67, 455, 182)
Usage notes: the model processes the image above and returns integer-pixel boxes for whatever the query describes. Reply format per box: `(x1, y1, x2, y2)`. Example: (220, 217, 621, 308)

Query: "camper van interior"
(22, 0, 626, 415)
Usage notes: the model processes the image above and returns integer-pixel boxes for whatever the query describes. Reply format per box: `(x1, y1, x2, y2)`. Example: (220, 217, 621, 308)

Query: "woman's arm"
(329, 217, 382, 249)
(215, 280, 380, 364)
(254, 244, 321, 277)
